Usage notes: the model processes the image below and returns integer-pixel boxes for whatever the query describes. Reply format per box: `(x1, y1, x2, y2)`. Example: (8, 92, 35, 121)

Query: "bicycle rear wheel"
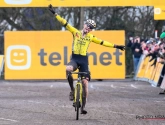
(76, 84, 80, 120)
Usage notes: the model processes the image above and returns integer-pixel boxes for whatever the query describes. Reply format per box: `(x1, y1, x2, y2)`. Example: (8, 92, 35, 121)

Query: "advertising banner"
(152, 63, 164, 86)
(0, 0, 165, 7)
(136, 56, 149, 80)
(150, 63, 158, 81)
(5, 31, 125, 80)
(143, 58, 155, 81)
(154, 6, 165, 20)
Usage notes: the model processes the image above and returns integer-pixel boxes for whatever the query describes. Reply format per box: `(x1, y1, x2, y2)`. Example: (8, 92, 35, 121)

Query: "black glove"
(115, 45, 125, 51)
(48, 4, 55, 14)
(151, 58, 157, 67)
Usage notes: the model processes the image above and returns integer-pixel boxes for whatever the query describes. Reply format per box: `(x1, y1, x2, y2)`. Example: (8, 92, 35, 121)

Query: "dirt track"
(0, 79, 165, 125)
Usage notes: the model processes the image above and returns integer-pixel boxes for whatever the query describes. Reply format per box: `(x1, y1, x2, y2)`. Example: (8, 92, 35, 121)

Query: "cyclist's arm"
(55, 14, 77, 33)
(92, 36, 115, 48)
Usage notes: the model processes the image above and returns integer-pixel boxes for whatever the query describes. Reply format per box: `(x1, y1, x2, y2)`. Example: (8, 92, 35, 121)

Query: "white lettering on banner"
(154, 8, 161, 14)
(6, 45, 31, 70)
(4, 0, 32, 5)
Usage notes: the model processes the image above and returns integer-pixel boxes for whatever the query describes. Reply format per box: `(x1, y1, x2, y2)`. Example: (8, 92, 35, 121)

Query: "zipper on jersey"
(79, 34, 83, 55)
(77, 43, 81, 55)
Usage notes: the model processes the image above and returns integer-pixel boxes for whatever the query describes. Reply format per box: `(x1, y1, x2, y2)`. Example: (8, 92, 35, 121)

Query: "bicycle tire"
(81, 84, 86, 113)
(76, 84, 80, 120)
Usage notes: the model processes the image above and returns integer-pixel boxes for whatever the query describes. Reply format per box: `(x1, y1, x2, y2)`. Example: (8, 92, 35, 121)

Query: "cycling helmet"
(86, 19, 96, 29)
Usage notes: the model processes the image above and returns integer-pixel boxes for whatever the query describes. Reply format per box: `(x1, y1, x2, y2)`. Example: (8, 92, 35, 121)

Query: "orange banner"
(150, 63, 158, 81)
(143, 58, 155, 80)
(154, 6, 165, 20)
(5, 31, 125, 80)
(153, 63, 164, 84)
(0, 0, 165, 7)
(136, 56, 149, 79)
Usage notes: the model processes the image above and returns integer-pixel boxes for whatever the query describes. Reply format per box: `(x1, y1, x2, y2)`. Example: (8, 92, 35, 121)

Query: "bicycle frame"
(71, 71, 88, 120)
(74, 75, 83, 104)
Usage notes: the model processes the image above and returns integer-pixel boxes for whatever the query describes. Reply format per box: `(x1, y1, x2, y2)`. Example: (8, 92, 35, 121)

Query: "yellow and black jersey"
(55, 14, 115, 56)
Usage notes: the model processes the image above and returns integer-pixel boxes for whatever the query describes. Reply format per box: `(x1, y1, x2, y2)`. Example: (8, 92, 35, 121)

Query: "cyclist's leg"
(82, 55, 91, 98)
(79, 59, 90, 114)
(80, 58, 90, 101)
(81, 77, 89, 114)
(82, 76, 90, 101)
(87, 53, 91, 81)
(66, 60, 78, 101)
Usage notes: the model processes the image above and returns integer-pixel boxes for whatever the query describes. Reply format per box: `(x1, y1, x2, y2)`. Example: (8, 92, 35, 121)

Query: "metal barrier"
(134, 54, 164, 87)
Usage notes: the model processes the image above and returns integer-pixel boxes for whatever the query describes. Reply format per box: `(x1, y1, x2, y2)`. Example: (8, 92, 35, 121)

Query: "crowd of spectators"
(127, 31, 165, 80)
(127, 36, 143, 75)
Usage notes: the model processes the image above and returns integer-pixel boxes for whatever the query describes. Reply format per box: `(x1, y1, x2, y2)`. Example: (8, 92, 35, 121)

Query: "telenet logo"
(154, 8, 161, 15)
(6, 45, 31, 70)
(4, 0, 32, 5)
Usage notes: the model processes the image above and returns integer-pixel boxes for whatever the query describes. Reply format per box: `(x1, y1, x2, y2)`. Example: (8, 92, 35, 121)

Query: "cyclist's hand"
(48, 4, 55, 14)
(114, 45, 125, 51)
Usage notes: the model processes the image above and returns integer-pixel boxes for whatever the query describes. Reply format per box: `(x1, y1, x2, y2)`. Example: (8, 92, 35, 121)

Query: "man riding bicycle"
(48, 4, 125, 114)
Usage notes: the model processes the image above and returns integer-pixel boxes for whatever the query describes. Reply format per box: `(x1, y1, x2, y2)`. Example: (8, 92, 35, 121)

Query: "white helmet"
(86, 19, 96, 29)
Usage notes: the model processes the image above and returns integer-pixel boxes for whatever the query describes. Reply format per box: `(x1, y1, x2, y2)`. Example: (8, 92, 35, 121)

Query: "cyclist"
(48, 4, 125, 114)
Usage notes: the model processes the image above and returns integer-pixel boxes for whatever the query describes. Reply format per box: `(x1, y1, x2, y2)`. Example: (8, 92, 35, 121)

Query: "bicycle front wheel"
(81, 84, 86, 113)
(76, 84, 80, 120)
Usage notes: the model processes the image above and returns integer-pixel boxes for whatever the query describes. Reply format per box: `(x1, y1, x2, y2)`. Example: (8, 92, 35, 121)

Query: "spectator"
(141, 40, 149, 55)
(158, 32, 165, 93)
(131, 36, 143, 75)
(127, 36, 134, 53)
(127, 36, 135, 75)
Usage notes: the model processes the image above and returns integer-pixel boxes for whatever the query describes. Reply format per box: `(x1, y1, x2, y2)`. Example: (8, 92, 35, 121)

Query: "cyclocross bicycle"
(71, 71, 88, 120)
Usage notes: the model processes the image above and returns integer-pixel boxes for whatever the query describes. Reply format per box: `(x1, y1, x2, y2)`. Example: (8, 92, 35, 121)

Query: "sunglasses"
(86, 24, 94, 29)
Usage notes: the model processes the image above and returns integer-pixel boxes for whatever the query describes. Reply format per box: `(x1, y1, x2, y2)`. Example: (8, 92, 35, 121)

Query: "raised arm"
(92, 36, 125, 51)
(48, 4, 77, 33)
